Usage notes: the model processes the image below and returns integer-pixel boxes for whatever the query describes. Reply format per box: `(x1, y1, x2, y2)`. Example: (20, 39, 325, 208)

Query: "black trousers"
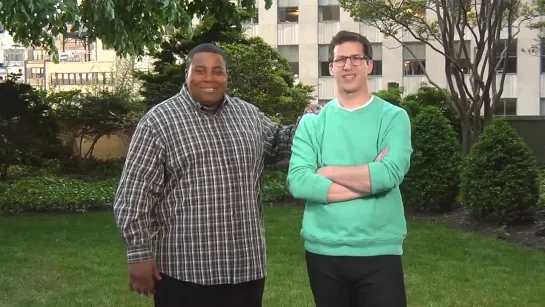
(305, 251, 407, 307)
(154, 274, 265, 307)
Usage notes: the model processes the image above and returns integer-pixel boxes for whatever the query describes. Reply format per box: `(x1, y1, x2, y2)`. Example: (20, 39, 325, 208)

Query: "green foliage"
(401, 83, 461, 139)
(401, 106, 462, 212)
(0, 0, 268, 60)
(47, 88, 145, 159)
(0, 77, 63, 180)
(460, 118, 541, 224)
(373, 87, 404, 106)
(220, 37, 314, 124)
(261, 170, 290, 205)
(0, 163, 292, 215)
(0, 176, 118, 215)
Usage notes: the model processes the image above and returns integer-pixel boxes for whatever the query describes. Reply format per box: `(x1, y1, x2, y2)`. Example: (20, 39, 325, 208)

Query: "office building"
(242, 0, 545, 115)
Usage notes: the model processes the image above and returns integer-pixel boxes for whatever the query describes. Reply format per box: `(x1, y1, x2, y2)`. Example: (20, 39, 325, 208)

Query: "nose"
(203, 72, 214, 81)
(343, 59, 353, 70)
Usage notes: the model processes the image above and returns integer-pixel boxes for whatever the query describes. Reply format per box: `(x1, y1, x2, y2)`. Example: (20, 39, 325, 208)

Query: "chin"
(340, 86, 361, 94)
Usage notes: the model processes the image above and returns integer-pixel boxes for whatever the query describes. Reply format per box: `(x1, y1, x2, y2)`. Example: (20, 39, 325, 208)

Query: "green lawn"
(1, 207, 544, 307)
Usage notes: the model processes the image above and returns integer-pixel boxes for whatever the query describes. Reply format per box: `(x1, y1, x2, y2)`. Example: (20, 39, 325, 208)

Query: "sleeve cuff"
(127, 243, 153, 263)
(312, 175, 334, 203)
(367, 162, 388, 194)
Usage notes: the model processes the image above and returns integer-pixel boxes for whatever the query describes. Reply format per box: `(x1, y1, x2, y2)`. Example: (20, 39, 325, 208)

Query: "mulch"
(406, 207, 545, 252)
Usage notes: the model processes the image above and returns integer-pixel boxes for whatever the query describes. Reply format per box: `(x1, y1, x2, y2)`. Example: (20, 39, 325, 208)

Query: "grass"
(1, 207, 545, 307)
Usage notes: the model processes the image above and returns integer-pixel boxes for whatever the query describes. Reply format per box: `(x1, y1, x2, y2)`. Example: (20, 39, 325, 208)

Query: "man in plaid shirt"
(113, 43, 318, 307)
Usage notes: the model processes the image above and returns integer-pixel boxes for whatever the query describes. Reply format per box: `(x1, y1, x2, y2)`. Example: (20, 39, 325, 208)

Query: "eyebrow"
(193, 65, 225, 70)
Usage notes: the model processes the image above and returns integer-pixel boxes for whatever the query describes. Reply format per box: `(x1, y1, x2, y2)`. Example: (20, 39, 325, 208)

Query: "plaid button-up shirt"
(113, 85, 296, 285)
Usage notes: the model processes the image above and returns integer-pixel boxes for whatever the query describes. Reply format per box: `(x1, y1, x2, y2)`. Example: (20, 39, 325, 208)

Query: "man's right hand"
(128, 259, 162, 296)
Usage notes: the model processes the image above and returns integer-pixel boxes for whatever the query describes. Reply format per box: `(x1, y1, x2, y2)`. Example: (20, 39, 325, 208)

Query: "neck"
(337, 86, 372, 110)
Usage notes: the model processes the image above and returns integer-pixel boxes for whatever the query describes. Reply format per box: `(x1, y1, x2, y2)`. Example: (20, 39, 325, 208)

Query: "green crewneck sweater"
(287, 96, 413, 257)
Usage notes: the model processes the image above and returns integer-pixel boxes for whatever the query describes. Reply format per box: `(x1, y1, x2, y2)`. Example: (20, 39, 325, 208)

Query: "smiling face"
(186, 52, 228, 106)
(329, 41, 373, 95)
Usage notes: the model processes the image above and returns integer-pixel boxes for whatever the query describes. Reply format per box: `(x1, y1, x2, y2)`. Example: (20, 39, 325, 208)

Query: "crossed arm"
(287, 111, 412, 204)
(316, 148, 389, 202)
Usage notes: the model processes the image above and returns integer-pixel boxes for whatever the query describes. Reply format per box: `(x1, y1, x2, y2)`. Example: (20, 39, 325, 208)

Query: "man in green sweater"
(287, 30, 413, 307)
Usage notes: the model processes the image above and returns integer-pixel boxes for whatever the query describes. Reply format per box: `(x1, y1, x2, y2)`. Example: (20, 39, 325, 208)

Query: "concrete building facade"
(242, 0, 545, 116)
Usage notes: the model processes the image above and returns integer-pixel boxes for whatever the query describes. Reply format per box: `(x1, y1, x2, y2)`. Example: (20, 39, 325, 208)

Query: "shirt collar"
(180, 84, 230, 113)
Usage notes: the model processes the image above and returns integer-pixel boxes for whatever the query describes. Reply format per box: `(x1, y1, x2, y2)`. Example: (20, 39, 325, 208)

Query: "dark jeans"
(305, 251, 407, 307)
(154, 274, 265, 307)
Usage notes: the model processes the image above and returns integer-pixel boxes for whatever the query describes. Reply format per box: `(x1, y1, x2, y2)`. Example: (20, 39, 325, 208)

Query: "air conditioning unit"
(387, 82, 399, 89)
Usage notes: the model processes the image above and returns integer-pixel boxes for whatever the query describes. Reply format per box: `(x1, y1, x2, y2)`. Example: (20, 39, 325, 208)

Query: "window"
(370, 43, 382, 76)
(318, 45, 331, 77)
(403, 43, 426, 76)
(289, 62, 299, 75)
(28, 68, 44, 79)
(5, 50, 25, 62)
(243, 8, 259, 24)
(30, 49, 46, 61)
(318, 6, 340, 22)
(451, 40, 471, 74)
(50, 72, 113, 86)
(493, 98, 517, 116)
(495, 39, 517, 74)
(278, 45, 299, 76)
(278, 7, 299, 23)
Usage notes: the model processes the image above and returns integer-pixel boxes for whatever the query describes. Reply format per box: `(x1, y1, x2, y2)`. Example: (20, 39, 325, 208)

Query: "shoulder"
(373, 96, 410, 122)
(227, 95, 261, 115)
(144, 94, 188, 125)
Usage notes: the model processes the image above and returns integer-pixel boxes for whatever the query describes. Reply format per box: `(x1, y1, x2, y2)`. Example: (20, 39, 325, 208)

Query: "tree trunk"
(460, 117, 473, 155)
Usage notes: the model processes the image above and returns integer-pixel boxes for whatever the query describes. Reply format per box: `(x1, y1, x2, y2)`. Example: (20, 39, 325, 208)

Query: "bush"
(0, 176, 118, 214)
(0, 168, 292, 215)
(400, 106, 462, 212)
(460, 118, 540, 224)
(400, 83, 461, 141)
(261, 170, 291, 205)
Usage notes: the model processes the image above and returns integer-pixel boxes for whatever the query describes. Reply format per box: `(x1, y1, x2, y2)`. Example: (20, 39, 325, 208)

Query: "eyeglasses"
(331, 55, 369, 67)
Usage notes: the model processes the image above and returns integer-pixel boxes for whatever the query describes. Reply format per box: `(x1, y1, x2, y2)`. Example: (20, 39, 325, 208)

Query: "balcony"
(278, 23, 299, 45)
(58, 50, 95, 62)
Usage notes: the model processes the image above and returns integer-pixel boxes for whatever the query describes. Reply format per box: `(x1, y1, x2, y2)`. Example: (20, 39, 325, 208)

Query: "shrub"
(261, 170, 291, 205)
(0, 176, 118, 214)
(460, 118, 540, 224)
(0, 168, 292, 215)
(400, 83, 461, 141)
(400, 106, 462, 212)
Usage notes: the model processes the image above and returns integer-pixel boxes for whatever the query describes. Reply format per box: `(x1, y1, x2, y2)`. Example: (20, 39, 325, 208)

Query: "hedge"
(0, 165, 292, 215)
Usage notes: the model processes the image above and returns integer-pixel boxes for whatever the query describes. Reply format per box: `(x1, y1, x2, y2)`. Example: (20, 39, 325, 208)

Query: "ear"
(366, 60, 374, 75)
(328, 63, 334, 76)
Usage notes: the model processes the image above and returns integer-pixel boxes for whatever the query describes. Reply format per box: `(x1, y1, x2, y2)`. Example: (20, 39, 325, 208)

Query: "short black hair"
(185, 43, 229, 69)
(328, 31, 372, 62)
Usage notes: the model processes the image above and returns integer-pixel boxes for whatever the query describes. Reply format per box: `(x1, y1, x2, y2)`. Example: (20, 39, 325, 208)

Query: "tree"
(47, 69, 146, 161)
(0, 74, 61, 180)
(220, 37, 314, 124)
(339, 0, 543, 154)
(0, 0, 264, 60)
